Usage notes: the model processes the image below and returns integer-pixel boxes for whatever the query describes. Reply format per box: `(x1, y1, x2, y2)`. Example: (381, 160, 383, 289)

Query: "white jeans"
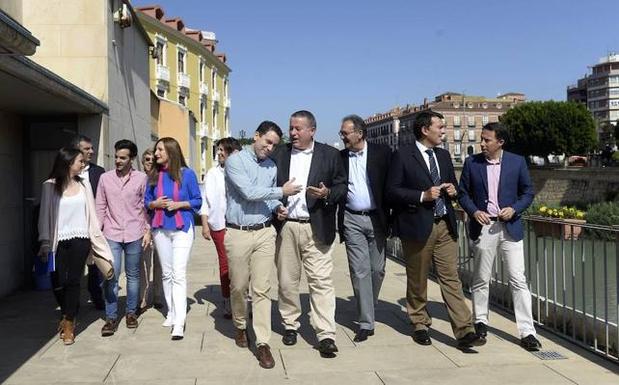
(471, 221, 536, 337)
(153, 227, 194, 327)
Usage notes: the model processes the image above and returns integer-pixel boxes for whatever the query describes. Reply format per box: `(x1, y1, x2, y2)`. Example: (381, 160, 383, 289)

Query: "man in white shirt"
(200, 137, 241, 319)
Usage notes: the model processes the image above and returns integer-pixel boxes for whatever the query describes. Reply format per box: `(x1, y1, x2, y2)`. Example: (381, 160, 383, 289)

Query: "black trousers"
(50, 238, 91, 320)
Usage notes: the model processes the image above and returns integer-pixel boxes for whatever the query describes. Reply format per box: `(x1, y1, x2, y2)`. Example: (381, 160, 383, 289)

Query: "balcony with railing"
(198, 123, 208, 138)
(199, 81, 208, 96)
(177, 72, 191, 89)
(212, 90, 220, 102)
(224, 97, 231, 108)
(156, 64, 170, 83)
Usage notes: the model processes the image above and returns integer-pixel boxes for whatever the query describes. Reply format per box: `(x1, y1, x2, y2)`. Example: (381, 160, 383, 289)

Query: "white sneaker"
(162, 315, 173, 327)
(171, 324, 184, 340)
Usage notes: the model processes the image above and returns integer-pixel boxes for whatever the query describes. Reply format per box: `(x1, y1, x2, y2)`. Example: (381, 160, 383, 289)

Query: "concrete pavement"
(0, 230, 618, 384)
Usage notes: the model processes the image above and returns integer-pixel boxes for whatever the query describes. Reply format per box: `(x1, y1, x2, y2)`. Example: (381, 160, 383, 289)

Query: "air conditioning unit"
(113, 3, 133, 28)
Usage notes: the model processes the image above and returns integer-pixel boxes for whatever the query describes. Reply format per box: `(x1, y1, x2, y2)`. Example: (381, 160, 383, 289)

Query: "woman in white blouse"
(200, 137, 241, 319)
(38, 147, 113, 345)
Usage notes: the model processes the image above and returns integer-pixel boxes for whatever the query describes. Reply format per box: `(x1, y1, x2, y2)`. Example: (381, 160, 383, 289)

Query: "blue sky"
(134, 0, 619, 144)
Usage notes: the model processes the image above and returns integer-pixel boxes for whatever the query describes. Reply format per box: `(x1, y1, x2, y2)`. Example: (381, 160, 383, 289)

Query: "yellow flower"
(539, 206, 547, 214)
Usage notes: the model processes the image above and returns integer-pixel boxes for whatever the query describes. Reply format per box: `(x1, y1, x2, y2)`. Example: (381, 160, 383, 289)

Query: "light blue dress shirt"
(224, 146, 283, 226)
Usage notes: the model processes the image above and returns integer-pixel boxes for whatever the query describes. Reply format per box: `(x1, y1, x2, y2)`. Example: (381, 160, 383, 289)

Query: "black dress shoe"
(457, 332, 486, 349)
(520, 334, 542, 351)
(317, 338, 339, 355)
(412, 329, 432, 345)
(353, 328, 374, 342)
(474, 322, 488, 338)
(282, 329, 297, 346)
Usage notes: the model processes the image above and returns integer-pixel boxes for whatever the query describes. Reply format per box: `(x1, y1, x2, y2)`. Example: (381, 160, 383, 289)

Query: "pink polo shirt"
(96, 168, 150, 243)
(486, 156, 502, 217)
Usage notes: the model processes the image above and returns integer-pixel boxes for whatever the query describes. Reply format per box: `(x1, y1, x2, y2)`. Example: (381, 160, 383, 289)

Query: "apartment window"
(467, 116, 475, 127)
(610, 100, 619, 108)
(482, 115, 489, 125)
(224, 77, 229, 97)
(467, 145, 475, 156)
(454, 129, 461, 141)
(156, 41, 165, 66)
(610, 76, 619, 84)
(179, 94, 186, 106)
(468, 129, 475, 141)
(609, 88, 619, 96)
(200, 100, 206, 122)
(453, 115, 461, 127)
(177, 50, 186, 74)
(211, 68, 217, 92)
(212, 102, 218, 127)
(454, 143, 462, 156)
(199, 59, 205, 83)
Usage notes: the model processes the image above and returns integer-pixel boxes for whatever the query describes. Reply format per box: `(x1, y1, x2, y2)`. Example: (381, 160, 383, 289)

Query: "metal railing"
(387, 214, 619, 362)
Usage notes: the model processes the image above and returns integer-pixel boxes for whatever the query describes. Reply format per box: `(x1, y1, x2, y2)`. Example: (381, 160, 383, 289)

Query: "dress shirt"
(346, 141, 375, 211)
(486, 151, 502, 217)
(415, 141, 442, 204)
(144, 168, 202, 232)
(78, 164, 92, 190)
(224, 146, 282, 226)
(286, 142, 314, 219)
(96, 168, 149, 243)
(200, 165, 226, 231)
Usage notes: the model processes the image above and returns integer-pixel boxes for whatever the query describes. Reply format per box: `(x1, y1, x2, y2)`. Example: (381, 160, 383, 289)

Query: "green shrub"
(584, 201, 619, 240)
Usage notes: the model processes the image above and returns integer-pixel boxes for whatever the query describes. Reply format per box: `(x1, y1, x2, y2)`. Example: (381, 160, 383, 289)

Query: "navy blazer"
(457, 151, 534, 241)
(386, 144, 459, 242)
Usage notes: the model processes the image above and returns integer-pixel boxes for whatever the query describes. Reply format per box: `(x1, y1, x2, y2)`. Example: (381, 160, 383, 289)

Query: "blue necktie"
(425, 149, 446, 217)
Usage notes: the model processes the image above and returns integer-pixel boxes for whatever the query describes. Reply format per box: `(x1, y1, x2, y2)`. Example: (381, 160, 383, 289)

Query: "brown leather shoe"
(63, 319, 75, 345)
(101, 319, 118, 337)
(234, 328, 248, 348)
(126, 313, 138, 329)
(256, 344, 275, 369)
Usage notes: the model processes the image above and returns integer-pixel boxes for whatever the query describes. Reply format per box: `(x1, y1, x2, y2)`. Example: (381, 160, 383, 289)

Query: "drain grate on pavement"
(531, 351, 568, 360)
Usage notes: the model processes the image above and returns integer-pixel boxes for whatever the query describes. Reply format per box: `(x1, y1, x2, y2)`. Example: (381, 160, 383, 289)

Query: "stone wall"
(454, 166, 619, 205)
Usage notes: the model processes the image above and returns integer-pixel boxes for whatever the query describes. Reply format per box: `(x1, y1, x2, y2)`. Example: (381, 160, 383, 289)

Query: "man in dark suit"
(271, 110, 347, 356)
(337, 114, 391, 342)
(386, 110, 484, 349)
(72, 134, 105, 310)
(458, 122, 541, 351)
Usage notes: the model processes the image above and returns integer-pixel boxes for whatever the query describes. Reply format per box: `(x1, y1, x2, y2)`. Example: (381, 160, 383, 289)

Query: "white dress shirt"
(416, 141, 441, 203)
(346, 141, 375, 211)
(201, 165, 226, 231)
(286, 142, 314, 219)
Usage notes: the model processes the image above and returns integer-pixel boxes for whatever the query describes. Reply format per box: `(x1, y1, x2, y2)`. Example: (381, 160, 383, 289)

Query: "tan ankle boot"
(58, 316, 66, 339)
(62, 319, 75, 345)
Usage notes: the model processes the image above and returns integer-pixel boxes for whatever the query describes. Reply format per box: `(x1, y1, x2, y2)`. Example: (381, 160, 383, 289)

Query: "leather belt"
(488, 217, 499, 221)
(433, 215, 447, 223)
(226, 221, 272, 231)
(286, 217, 311, 223)
(345, 207, 376, 216)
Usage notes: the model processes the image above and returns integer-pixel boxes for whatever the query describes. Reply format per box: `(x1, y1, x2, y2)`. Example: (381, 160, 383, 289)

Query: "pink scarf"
(152, 168, 184, 230)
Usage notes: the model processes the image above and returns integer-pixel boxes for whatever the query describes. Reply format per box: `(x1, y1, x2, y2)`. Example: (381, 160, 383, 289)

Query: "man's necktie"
(425, 149, 446, 217)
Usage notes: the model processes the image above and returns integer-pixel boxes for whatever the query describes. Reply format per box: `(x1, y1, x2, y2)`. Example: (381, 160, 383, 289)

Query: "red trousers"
(211, 229, 230, 298)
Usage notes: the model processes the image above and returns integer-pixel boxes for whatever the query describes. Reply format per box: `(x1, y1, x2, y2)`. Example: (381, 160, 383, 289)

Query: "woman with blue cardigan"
(145, 137, 201, 340)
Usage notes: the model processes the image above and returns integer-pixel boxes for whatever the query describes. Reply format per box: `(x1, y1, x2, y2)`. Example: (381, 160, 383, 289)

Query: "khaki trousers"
(276, 221, 336, 341)
(401, 219, 474, 339)
(224, 226, 276, 345)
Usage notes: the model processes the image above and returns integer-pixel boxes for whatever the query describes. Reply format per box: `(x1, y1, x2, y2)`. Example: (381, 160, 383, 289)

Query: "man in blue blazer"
(458, 122, 541, 351)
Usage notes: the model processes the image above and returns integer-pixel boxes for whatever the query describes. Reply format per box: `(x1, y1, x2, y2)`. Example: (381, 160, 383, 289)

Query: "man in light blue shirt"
(224, 121, 301, 369)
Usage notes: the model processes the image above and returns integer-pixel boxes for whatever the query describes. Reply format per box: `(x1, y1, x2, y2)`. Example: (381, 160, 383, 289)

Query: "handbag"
(88, 248, 115, 280)
(34, 252, 55, 275)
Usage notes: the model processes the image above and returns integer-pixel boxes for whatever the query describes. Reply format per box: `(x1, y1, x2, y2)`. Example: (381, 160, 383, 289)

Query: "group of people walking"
(37, 109, 542, 369)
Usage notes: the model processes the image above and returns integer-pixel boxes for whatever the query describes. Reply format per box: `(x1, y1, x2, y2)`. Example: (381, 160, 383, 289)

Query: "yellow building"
(137, 5, 231, 180)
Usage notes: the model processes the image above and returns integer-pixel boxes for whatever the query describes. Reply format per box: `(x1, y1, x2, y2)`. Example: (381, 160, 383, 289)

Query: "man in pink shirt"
(458, 122, 540, 351)
(96, 139, 151, 336)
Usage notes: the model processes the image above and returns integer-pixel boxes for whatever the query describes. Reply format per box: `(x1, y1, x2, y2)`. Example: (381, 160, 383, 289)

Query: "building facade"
(0, 5, 110, 296)
(366, 92, 526, 164)
(137, 5, 231, 180)
(567, 53, 619, 143)
(10, 0, 154, 169)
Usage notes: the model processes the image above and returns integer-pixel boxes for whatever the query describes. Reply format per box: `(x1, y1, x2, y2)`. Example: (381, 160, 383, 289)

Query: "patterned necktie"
(425, 149, 446, 217)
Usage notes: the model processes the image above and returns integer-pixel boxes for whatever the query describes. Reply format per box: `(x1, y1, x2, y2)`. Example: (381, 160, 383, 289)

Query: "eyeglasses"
(144, 157, 153, 162)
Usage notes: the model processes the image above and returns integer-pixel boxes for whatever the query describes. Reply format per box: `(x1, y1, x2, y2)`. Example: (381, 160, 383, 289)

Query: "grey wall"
(0, 112, 24, 297)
